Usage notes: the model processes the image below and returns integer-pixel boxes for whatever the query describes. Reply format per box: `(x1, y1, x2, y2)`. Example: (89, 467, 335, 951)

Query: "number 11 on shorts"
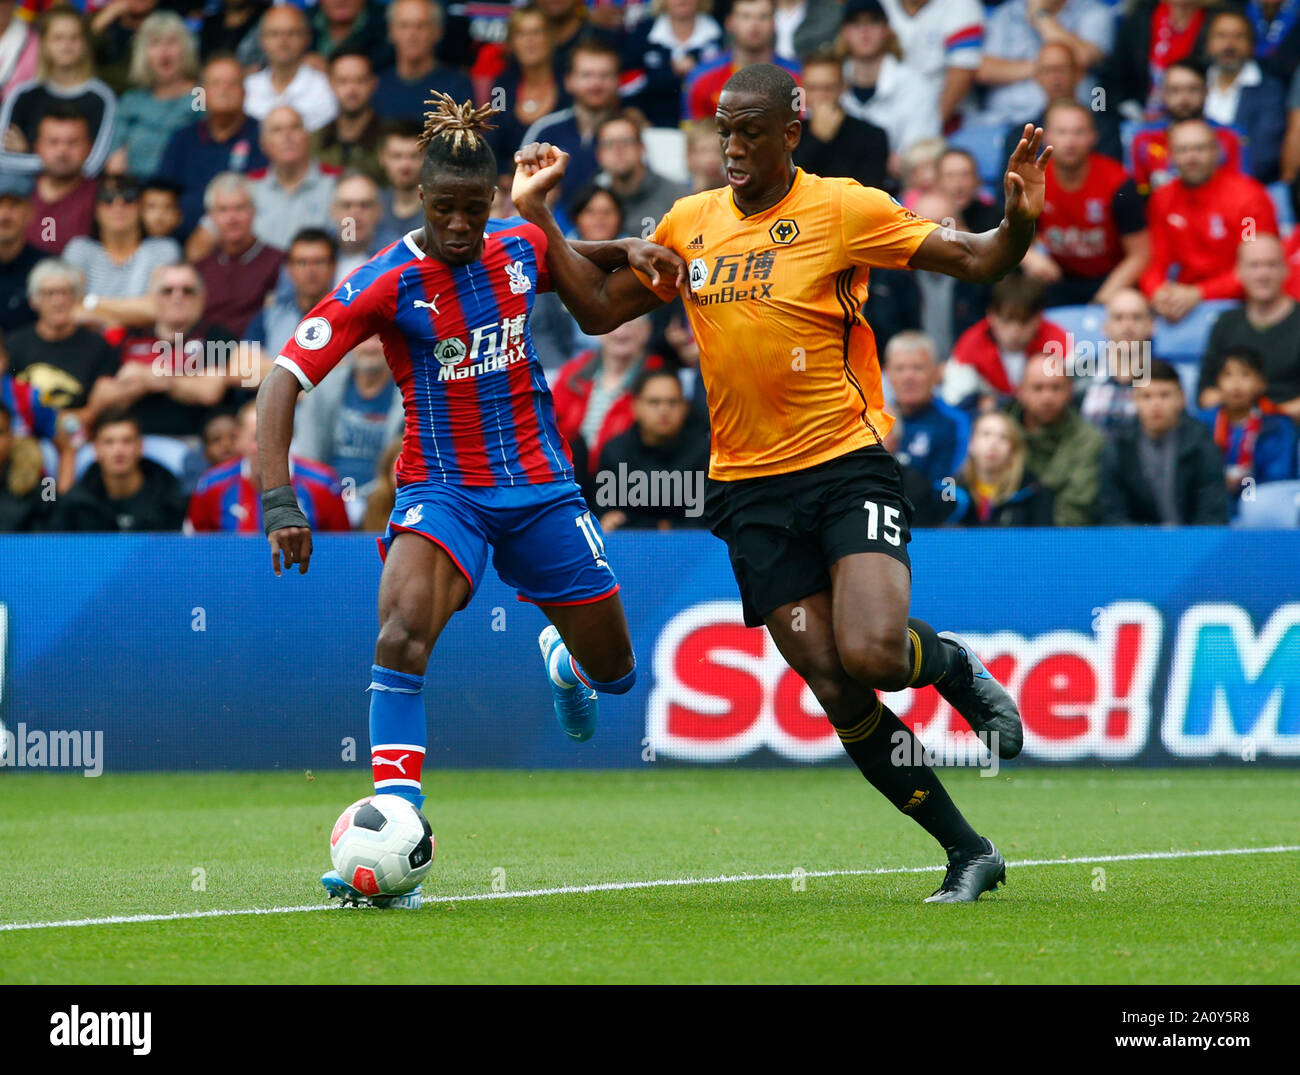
(864, 500, 901, 545)
(575, 511, 608, 563)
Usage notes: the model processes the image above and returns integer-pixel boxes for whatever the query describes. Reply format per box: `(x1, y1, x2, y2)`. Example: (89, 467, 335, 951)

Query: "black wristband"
(262, 483, 309, 536)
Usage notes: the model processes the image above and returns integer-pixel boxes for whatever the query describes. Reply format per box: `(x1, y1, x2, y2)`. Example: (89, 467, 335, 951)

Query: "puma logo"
(413, 295, 440, 313)
(339, 281, 359, 302)
(372, 752, 411, 775)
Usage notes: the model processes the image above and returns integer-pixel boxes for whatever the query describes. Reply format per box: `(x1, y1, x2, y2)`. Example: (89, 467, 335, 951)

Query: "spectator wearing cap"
(594, 367, 710, 531)
(944, 411, 1055, 527)
(62, 174, 182, 329)
(246, 105, 339, 254)
(1200, 235, 1300, 422)
(791, 50, 888, 191)
(5, 258, 118, 424)
(884, 331, 970, 486)
(976, 0, 1114, 128)
(1004, 351, 1104, 526)
(243, 4, 338, 134)
(1020, 100, 1149, 308)
(623, 0, 723, 129)
(1203, 8, 1285, 183)
(25, 105, 97, 254)
(193, 172, 285, 338)
(1198, 347, 1298, 513)
(374, 0, 472, 122)
(155, 55, 267, 239)
(594, 112, 690, 240)
(0, 4, 115, 177)
(1099, 359, 1230, 524)
(685, 0, 801, 123)
(1129, 59, 1245, 196)
(839, 0, 933, 162)
(0, 174, 42, 333)
(1139, 118, 1277, 322)
(374, 121, 424, 250)
(311, 51, 386, 188)
(103, 11, 201, 181)
(999, 42, 1124, 166)
(52, 407, 188, 532)
(521, 40, 625, 205)
(1079, 288, 1153, 435)
(248, 228, 338, 358)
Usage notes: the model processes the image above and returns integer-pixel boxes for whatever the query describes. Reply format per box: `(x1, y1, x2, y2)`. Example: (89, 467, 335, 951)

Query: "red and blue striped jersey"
(187, 455, 351, 533)
(274, 218, 574, 489)
(1, 374, 58, 440)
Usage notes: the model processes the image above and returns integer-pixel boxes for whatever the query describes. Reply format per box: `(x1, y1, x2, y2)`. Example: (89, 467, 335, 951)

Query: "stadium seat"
(643, 127, 690, 184)
(1233, 480, 1300, 528)
(1153, 300, 1239, 364)
(1268, 181, 1295, 236)
(947, 122, 1013, 185)
(1044, 303, 1108, 350)
(74, 436, 190, 480)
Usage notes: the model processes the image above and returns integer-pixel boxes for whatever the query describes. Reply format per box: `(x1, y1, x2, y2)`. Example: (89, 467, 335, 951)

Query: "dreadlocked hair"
(418, 92, 499, 183)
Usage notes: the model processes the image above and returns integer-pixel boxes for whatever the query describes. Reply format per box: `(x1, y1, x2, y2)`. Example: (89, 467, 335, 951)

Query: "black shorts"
(704, 445, 914, 628)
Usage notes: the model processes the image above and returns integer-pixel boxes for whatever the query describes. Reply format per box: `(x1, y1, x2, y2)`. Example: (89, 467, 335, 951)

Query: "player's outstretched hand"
(269, 525, 312, 577)
(512, 142, 569, 218)
(627, 238, 686, 293)
(1004, 123, 1053, 225)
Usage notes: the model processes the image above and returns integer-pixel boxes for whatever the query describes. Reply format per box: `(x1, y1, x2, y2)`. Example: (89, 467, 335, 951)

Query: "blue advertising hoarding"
(1, 529, 1297, 771)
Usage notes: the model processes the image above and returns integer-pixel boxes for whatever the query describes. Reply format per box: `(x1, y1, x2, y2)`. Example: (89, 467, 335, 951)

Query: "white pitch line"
(1, 844, 1296, 934)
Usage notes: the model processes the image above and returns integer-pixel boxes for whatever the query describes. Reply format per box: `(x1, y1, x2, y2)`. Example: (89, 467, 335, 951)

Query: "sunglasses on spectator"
(98, 187, 141, 204)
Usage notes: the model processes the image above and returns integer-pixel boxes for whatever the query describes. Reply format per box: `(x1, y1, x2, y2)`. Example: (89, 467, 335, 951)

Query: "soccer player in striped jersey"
(512, 63, 1051, 902)
(256, 94, 685, 909)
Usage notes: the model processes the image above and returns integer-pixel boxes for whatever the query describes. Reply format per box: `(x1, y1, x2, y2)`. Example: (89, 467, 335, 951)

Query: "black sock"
(834, 700, 983, 856)
(905, 618, 960, 689)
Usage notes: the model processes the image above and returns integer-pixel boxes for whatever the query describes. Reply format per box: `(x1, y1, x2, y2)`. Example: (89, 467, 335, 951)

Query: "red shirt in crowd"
(1139, 169, 1278, 300)
(551, 351, 665, 465)
(951, 318, 1069, 396)
(25, 176, 96, 254)
(1130, 121, 1243, 194)
(1040, 154, 1147, 280)
(187, 455, 350, 533)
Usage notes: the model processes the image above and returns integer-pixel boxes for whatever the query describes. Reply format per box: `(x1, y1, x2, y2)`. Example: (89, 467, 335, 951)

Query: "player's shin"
(833, 700, 983, 857)
(367, 664, 427, 810)
(904, 618, 961, 688)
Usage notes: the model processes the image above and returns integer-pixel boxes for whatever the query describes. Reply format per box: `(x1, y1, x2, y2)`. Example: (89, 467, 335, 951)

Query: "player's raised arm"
(908, 124, 1054, 284)
(511, 143, 683, 335)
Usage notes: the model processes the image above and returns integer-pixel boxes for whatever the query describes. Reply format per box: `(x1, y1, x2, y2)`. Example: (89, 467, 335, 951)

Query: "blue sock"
(547, 642, 637, 695)
(367, 664, 426, 811)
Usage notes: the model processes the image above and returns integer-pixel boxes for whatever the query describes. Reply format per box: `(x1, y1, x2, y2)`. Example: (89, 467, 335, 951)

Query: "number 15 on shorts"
(864, 500, 902, 545)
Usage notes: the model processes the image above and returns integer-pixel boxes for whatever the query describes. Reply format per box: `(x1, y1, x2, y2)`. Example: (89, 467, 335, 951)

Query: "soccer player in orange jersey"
(512, 64, 1053, 902)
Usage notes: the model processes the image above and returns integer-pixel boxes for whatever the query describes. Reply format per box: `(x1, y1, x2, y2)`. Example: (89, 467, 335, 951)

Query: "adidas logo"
(685, 233, 704, 250)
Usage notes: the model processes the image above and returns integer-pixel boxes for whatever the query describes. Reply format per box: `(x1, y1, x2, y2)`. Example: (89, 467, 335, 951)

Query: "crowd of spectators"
(3, 0, 1300, 534)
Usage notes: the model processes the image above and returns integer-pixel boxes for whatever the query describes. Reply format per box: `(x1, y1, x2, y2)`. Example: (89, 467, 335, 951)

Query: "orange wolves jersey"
(634, 168, 938, 480)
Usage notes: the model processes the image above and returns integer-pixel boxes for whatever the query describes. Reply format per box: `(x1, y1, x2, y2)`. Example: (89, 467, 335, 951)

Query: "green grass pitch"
(0, 768, 1296, 984)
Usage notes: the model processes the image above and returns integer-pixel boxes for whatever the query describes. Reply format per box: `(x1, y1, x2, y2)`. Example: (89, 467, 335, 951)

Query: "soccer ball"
(329, 794, 435, 896)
